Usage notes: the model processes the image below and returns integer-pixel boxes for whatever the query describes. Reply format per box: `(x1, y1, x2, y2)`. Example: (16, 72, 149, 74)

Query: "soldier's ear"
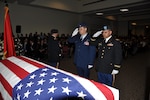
(109, 30, 112, 34)
(84, 27, 87, 31)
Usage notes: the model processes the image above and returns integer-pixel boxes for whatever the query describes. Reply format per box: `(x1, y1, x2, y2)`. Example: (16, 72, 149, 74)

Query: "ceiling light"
(146, 26, 149, 28)
(120, 8, 129, 12)
(96, 12, 103, 15)
(131, 23, 136, 25)
(105, 16, 116, 20)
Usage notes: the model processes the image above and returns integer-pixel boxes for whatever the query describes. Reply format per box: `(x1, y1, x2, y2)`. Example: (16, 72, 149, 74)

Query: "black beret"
(51, 29, 58, 34)
(102, 25, 112, 30)
(78, 23, 87, 28)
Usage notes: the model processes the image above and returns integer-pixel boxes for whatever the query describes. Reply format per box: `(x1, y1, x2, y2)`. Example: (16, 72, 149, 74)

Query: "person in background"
(68, 23, 96, 79)
(48, 29, 61, 68)
(26, 39, 36, 58)
(85, 25, 123, 86)
(38, 39, 47, 60)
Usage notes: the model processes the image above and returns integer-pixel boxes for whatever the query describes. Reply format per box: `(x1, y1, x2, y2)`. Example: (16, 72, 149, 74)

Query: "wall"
(1, 2, 142, 38)
(0, 3, 79, 36)
(117, 21, 128, 37)
(80, 15, 114, 34)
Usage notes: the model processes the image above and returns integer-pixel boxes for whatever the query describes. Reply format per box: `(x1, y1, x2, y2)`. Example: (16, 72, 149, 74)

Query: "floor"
(57, 50, 150, 100)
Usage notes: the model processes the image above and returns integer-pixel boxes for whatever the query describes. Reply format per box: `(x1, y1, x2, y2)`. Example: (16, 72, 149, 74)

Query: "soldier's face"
(102, 30, 112, 38)
(53, 33, 59, 37)
(79, 27, 87, 35)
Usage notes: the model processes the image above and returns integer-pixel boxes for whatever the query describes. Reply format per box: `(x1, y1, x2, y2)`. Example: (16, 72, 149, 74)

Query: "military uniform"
(68, 33, 96, 79)
(48, 29, 61, 67)
(90, 36, 122, 85)
(48, 35, 61, 65)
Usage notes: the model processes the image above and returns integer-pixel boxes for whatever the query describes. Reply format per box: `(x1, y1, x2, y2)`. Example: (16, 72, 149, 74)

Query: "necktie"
(80, 36, 83, 41)
(103, 39, 106, 43)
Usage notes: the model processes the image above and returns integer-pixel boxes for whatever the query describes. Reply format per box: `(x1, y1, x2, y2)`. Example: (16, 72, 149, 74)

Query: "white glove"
(93, 30, 102, 38)
(111, 69, 119, 75)
(72, 28, 78, 37)
(88, 65, 93, 69)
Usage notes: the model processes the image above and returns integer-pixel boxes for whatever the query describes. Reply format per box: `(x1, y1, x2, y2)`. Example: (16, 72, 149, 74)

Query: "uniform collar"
(80, 33, 88, 40)
(105, 35, 112, 43)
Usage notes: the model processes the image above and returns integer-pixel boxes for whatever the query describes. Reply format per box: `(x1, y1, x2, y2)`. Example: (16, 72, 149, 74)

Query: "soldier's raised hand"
(92, 30, 103, 38)
(72, 28, 78, 37)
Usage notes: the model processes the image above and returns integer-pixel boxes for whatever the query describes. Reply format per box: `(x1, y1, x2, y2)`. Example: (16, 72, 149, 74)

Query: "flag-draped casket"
(0, 56, 119, 100)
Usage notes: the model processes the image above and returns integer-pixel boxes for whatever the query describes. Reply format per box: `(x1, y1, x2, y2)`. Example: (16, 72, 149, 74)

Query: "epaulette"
(115, 38, 120, 41)
(90, 38, 96, 41)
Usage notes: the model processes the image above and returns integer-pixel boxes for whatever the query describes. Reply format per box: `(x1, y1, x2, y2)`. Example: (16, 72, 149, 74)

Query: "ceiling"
(1, 0, 150, 25)
(83, 0, 150, 23)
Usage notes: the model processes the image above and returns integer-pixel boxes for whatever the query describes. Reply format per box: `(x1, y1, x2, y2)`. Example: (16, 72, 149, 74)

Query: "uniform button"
(101, 56, 103, 58)
(102, 53, 104, 55)
(102, 50, 105, 52)
(103, 47, 105, 49)
(110, 63, 112, 65)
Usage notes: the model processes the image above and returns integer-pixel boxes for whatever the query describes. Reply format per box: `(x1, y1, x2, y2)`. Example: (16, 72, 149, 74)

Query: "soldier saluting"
(85, 25, 123, 86)
(68, 23, 96, 79)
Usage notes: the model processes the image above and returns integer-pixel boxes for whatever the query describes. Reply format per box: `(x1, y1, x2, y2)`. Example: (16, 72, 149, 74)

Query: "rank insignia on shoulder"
(90, 38, 96, 41)
(98, 43, 102, 46)
(115, 39, 120, 41)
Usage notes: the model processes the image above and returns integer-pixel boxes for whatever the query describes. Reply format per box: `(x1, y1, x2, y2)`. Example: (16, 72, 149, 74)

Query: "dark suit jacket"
(90, 36, 122, 74)
(68, 34, 96, 68)
(48, 36, 61, 62)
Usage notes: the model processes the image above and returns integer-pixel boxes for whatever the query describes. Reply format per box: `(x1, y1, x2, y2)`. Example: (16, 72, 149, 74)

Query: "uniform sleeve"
(68, 34, 80, 43)
(114, 41, 123, 70)
(88, 45, 96, 65)
(89, 37, 101, 46)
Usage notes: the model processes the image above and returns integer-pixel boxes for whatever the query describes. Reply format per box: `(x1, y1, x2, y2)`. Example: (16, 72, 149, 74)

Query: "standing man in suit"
(86, 25, 122, 86)
(48, 29, 61, 68)
(68, 23, 96, 79)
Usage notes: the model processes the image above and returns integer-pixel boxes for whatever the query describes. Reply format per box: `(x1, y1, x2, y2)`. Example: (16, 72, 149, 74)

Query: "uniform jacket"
(68, 34, 96, 68)
(48, 36, 61, 62)
(90, 36, 122, 74)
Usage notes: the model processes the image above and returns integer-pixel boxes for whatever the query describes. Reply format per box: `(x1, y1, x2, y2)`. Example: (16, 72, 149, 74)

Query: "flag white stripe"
(22, 56, 51, 67)
(21, 56, 78, 73)
(0, 62, 21, 87)
(7, 56, 39, 73)
(0, 82, 12, 100)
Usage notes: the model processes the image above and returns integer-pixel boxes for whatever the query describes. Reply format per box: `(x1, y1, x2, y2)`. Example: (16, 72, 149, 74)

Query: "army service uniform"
(90, 36, 122, 86)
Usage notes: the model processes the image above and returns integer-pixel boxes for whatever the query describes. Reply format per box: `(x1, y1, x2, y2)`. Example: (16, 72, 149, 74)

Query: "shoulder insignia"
(90, 38, 96, 41)
(98, 43, 102, 46)
(115, 39, 120, 41)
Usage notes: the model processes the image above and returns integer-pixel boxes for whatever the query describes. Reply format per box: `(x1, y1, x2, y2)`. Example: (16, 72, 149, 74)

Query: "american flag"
(0, 56, 119, 100)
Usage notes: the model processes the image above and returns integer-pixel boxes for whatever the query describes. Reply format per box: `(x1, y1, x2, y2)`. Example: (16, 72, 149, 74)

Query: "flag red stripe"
(0, 74, 12, 97)
(17, 56, 45, 68)
(1, 60, 29, 79)
(91, 80, 114, 100)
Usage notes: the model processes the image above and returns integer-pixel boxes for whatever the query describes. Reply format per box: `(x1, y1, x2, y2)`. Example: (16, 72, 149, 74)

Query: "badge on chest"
(107, 43, 114, 49)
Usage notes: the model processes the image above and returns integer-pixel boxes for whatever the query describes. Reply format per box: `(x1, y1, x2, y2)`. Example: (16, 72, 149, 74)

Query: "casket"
(0, 56, 119, 100)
